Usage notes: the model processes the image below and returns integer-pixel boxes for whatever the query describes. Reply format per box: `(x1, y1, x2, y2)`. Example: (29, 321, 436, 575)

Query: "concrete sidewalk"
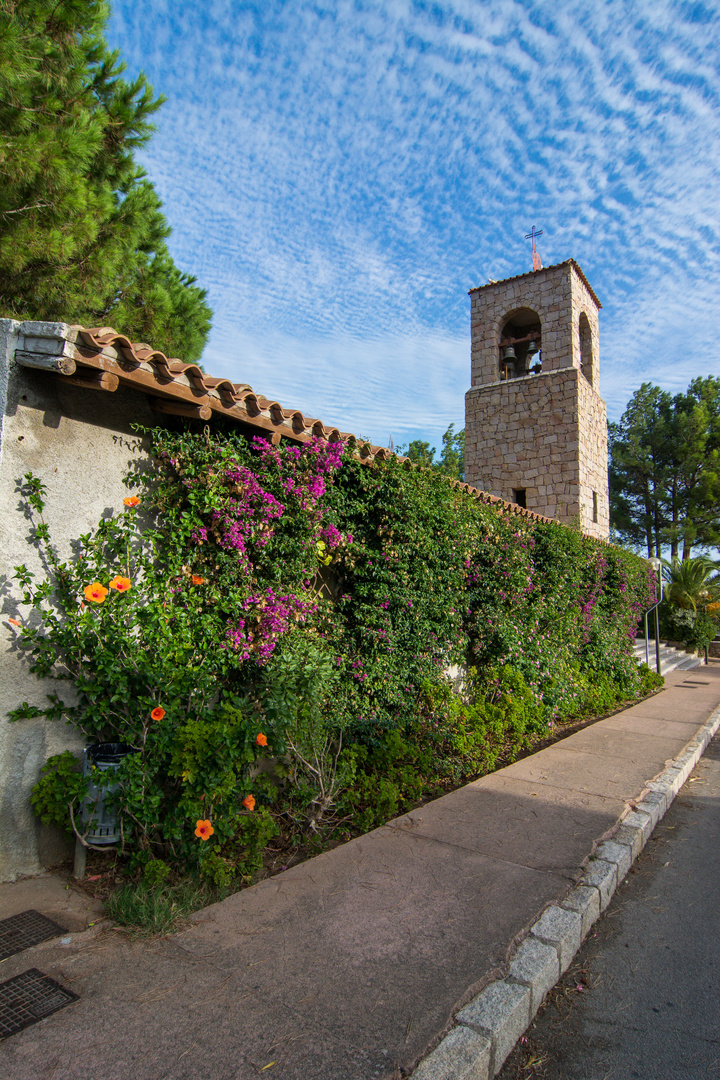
(1, 664, 720, 1080)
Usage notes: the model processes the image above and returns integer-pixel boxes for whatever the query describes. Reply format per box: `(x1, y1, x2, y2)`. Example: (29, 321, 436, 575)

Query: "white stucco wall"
(0, 320, 154, 880)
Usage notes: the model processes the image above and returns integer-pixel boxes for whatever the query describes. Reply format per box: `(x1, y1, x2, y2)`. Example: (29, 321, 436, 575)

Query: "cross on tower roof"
(524, 225, 543, 271)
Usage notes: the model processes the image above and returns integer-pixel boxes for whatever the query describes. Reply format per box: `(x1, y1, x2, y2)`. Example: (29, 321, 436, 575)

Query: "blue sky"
(107, 0, 720, 449)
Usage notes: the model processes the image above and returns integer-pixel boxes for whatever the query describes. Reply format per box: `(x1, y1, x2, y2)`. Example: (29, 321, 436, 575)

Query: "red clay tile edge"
(17, 321, 598, 534)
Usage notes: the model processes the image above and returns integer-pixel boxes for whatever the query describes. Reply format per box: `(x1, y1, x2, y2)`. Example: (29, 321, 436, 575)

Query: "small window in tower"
(592, 491, 598, 523)
(579, 313, 593, 386)
(512, 488, 526, 508)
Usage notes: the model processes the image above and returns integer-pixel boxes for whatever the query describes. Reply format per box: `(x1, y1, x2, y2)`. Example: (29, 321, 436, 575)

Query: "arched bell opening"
(579, 312, 593, 386)
(499, 307, 542, 380)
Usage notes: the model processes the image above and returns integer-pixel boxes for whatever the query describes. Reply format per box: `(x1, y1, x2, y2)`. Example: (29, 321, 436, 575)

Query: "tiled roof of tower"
(468, 259, 602, 309)
(13, 320, 562, 529)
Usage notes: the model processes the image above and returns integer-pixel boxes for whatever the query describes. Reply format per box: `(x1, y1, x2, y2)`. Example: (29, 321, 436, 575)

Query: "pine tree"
(437, 423, 465, 481)
(671, 377, 720, 558)
(399, 424, 465, 481)
(608, 384, 673, 557)
(0, 0, 211, 359)
(609, 378, 720, 558)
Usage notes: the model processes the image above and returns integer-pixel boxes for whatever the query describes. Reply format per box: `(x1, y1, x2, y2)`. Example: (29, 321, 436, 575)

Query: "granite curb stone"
(559, 884, 600, 938)
(636, 788, 667, 821)
(409, 701, 720, 1079)
(411, 1025, 492, 1080)
(581, 857, 617, 910)
(529, 905, 582, 972)
(456, 981, 531, 1076)
(507, 937, 560, 1016)
(620, 809, 654, 848)
(594, 839, 633, 881)
(651, 768, 684, 797)
(613, 821, 645, 859)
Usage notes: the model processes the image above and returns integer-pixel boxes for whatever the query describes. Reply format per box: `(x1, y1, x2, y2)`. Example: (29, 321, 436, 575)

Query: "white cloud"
(203, 327, 467, 448)
(107, 0, 720, 431)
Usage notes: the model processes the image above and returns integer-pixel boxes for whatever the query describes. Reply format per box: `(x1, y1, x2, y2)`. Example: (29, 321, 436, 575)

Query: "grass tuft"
(106, 880, 212, 936)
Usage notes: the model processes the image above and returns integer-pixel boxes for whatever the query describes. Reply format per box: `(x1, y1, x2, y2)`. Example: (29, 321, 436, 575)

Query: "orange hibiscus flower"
(191, 575, 205, 585)
(242, 794, 256, 812)
(84, 582, 108, 604)
(194, 819, 214, 840)
(256, 733, 268, 747)
(151, 706, 166, 721)
(123, 496, 140, 507)
(109, 576, 132, 593)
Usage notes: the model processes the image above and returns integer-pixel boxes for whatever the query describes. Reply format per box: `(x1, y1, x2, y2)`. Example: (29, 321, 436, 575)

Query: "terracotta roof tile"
(15, 320, 574, 531)
(69, 325, 359, 448)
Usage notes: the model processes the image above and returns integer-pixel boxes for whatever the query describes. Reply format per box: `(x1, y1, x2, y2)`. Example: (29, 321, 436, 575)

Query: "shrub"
(10, 427, 659, 881)
(31, 751, 89, 834)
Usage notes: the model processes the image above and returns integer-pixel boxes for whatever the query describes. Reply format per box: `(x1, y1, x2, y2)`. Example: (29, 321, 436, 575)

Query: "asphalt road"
(499, 728, 720, 1080)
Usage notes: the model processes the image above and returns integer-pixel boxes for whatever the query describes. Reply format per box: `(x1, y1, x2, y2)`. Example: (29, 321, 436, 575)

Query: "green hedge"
(12, 427, 660, 879)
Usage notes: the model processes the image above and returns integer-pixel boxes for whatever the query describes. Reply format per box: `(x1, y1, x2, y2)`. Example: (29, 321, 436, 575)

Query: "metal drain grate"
(0, 910, 68, 961)
(0, 969, 78, 1038)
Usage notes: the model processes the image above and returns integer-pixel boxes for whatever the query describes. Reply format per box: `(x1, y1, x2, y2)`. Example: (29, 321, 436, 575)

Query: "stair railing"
(644, 557, 664, 674)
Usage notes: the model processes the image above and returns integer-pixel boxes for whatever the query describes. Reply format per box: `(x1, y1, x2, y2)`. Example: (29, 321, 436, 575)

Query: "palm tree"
(662, 556, 720, 612)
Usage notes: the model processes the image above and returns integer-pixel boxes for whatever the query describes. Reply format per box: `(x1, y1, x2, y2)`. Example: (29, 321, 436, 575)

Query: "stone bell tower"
(464, 259, 609, 540)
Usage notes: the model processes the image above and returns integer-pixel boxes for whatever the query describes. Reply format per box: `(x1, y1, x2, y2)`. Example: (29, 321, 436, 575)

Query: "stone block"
(638, 787, 667, 820)
(508, 937, 559, 1017)
(560, 884, 600, 938)
(613, 822, 644, 860)
(17, 320, 76, 340)
(666, 766, 687, 791)
(646, 775, 678, 805)
(676, 752, 698, 780)
(412, 1025, 491, 1080)
(457, 980, 531, 1076)
(595, 840, 632, 883)
(582, 858, 617, 910)
(530, 906, 582, 972)
(623, 808, 656, 845)
(18, 333, 77, 357)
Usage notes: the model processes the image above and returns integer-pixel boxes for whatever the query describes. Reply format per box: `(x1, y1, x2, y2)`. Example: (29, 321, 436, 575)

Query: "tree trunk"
(670, 478, 679, 558)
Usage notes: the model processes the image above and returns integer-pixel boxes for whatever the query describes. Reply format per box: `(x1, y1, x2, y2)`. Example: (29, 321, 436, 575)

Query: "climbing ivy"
(9, 425, 660, 880)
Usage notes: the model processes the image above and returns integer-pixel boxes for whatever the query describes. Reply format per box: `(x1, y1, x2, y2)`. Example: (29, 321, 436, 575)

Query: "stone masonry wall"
(570, 267, 600, 390)
(578, 374, 609, 540)
(470, 261, 601, 389)
(465, 368, 581, 523)
(466, 260, 609, 540)
(470, 262, 576, 387)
